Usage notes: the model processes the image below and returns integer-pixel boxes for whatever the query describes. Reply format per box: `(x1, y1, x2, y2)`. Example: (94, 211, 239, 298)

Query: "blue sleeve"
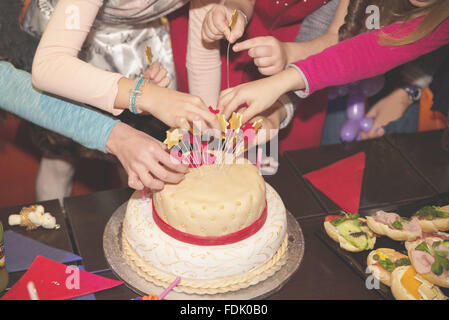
(0, 61, 119, 153)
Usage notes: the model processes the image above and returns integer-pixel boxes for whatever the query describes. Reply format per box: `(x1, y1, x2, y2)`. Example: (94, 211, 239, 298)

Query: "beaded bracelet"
(129, 77, 146, 115)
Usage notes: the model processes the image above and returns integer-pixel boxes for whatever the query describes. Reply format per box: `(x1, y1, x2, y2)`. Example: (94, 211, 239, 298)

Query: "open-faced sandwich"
(324, 213, 376, 252)
(412, 205, 449, 232)
(367, 248, 410, 287)
(406, 237, 449, 288)
(391, 265, 447, 300)
(366, 211, 421, 241)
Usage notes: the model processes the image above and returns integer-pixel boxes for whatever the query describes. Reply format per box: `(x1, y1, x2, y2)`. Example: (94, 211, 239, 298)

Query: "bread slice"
(366, 216, 420, 241)
(391, 266, 447, 300)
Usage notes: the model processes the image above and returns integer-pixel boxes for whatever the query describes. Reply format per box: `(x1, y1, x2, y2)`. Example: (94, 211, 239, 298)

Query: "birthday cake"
(122, 162, 288, 295)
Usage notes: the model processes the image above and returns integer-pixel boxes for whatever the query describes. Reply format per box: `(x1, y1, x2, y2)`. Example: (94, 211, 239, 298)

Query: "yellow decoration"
(160, 16, 169, 26)
(145, 45, 153, 64)
(163, 128, 183, 149)
(229, 9, 238, 30)
(229, 112, 242, 132)
(217, 114, 229, 134)
(252, 119, 263, 133)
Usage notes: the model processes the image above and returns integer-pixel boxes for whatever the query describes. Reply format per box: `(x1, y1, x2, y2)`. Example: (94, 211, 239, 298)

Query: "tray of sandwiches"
(316, 192, 449, 300)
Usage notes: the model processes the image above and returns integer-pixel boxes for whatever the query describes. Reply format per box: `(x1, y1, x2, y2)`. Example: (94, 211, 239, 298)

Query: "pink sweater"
(292, 16, 449, 97)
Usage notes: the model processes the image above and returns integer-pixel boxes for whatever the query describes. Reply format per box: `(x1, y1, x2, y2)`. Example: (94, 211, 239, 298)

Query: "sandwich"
(391, 265, 447, 300)
(367, 248, 410, 286)
(324, 213, 376, 252)
(412, 205, 449, 232)
(366, 210, 421, 241)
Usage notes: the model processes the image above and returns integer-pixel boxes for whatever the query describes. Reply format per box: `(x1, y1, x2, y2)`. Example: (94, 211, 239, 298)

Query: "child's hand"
(233, 36, 288, 76)
(361, 88, 412, 140)
(106, 122, 188, 191)
(202, 4, 246, 44)
(139, 84, 221, 133)
(143, 62, 170, 88)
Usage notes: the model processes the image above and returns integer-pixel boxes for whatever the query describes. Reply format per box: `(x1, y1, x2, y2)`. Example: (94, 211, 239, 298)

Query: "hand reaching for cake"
(106, 122, 188, 190)
(218, 68, 303, 123)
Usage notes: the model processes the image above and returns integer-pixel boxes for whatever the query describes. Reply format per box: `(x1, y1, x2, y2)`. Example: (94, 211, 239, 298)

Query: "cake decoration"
(144, 45, 153, 64)
(228, 9, 238, 29)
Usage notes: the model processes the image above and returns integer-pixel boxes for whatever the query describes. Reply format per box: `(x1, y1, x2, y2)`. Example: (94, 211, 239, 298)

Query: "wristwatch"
(400, 84, 422, 102)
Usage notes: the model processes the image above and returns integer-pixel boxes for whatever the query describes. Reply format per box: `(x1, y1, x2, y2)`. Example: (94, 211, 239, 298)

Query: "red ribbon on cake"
(152, 201, 267, 246)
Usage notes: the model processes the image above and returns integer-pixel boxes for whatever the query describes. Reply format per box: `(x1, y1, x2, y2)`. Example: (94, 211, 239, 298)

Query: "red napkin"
(303, 152, 365, 213)
(2, 256, 123, 300)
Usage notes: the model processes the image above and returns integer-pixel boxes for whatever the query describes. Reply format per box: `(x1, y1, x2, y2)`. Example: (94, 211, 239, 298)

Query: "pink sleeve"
(292, 16, 449, 97)
(32, 0, 124, 115)
(186, 0, 222, 108)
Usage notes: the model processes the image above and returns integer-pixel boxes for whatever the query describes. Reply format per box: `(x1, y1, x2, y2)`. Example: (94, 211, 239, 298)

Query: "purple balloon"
(360, 117, 374, 133)
(346, 94, 365, 120)
(340, 120, 360, 142)
(360, 75, 385, 97)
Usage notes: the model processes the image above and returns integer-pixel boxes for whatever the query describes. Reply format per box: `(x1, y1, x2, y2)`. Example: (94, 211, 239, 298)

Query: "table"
(2, 130, 448, 300)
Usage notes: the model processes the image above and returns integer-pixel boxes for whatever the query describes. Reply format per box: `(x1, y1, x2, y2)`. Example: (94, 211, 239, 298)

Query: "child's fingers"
(248, 46, 271, 59)
(223, 95, 246, 120)
(153, 68, 168, 84)
(217, 90, 235, 113)
(253, 57, 273, 68)
(158, 77, 171, 88)
(149, 62, 161, 79)
(233, 37, 265, 52)
(258, 66, 280, 76)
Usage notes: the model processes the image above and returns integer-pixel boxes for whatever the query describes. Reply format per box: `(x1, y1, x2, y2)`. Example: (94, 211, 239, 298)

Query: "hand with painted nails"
(233, 36, 288, 76)
(201, 4, 246, 44)
(106, 122, 188, 191)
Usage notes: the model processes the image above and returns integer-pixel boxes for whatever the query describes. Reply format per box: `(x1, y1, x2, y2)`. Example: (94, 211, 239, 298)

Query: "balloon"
(346, 93, 365, 120)
(340, 120, 360, 142)
(360, 117, 374, 133)
(360, 75, 385, 97)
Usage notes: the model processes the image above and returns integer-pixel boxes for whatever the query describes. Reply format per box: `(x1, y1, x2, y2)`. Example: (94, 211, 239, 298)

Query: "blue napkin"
(4, 230, 81, 273)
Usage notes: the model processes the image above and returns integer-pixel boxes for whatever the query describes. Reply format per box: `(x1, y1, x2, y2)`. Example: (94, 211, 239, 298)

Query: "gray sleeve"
(295, 0, 339, 42)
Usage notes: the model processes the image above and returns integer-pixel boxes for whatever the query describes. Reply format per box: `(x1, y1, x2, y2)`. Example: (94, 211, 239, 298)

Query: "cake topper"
(229, 9, 238, 29)
(163, 128, 183, 149)
(145, 45, 153, 64)
(229, 112, 243, 132)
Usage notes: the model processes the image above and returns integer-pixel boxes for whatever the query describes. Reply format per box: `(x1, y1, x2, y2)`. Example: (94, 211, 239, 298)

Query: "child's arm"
(187, 0, 222, 107)
(32, 0, 219, 131)
(219, 16, 449, 123)
(232, 0, 348, 76)
(1, 61, 187, 190)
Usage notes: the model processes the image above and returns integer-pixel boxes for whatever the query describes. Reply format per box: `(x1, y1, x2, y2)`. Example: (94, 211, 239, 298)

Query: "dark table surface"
(2, 130, 448, 300)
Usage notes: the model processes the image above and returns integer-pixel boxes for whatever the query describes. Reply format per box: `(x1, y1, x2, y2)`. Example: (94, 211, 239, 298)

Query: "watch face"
(404, 85, 421, 101)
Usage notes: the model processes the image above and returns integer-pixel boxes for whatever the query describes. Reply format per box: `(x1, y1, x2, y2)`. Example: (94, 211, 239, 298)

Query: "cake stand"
(103, 202, 305, 300)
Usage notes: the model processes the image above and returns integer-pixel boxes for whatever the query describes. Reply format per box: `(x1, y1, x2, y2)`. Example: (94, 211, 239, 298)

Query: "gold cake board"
(103, 202, 305, 300)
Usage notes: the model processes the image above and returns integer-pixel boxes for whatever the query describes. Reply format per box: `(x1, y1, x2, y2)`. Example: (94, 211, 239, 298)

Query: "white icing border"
(123, 183, 287, 280)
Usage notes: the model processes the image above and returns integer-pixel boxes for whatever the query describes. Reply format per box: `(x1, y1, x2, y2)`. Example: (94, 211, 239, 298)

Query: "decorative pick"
(229, 112, 243, 132)
(252, 119, 263, 133)
(229, 9, 238, 29)
(158, 277, 181, 300)
(217, 114, 229, 135)
(145, 45, 153, 64)
(163, 128, 183, 149)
